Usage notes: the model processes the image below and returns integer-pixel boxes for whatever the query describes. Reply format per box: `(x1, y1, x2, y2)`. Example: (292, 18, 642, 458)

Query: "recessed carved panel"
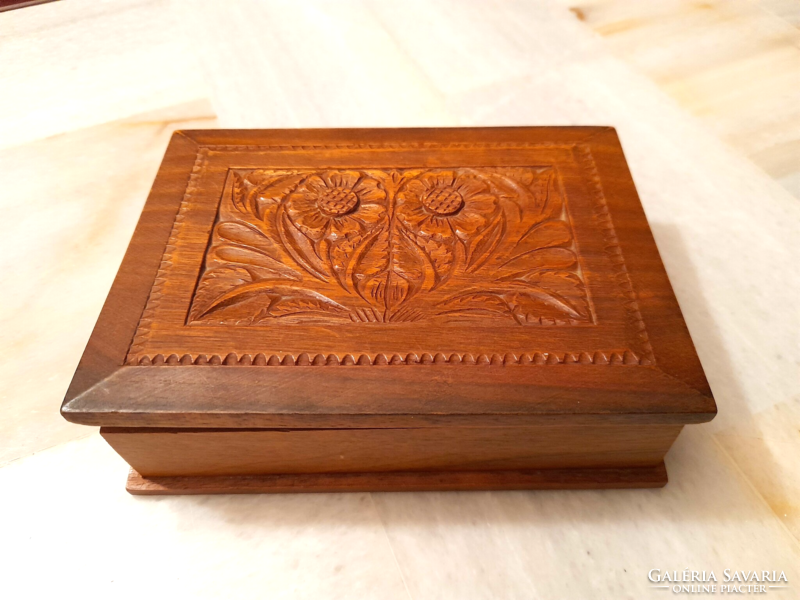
(188, 167, 592, 326)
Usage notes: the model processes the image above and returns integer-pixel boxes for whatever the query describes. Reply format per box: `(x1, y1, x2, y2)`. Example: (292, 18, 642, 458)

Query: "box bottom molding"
(126, 463, 668, 495)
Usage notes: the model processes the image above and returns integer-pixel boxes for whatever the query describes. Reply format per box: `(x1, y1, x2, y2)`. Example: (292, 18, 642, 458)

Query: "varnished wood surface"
(126, 463, 669, 495)
(60, 127, 715, 430)
(2, 1, 796, 592)
(60, 127, 714, 492)
(190, 165, 594, 326)
(65, 364, 713, 429)
(102, 424, 681, 477)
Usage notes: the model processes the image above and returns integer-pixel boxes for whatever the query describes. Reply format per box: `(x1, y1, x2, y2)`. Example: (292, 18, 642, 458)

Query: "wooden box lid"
(61, 127, 716, 429)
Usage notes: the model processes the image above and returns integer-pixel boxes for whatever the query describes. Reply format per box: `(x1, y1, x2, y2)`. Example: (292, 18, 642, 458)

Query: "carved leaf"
(488, 168, 543, 213)
(508, 220, 571, 260)
(354, 226, 426, 316)
(208, 220, 303, 282)
(196, 281, 349, 322)
(513, 271, 590, 321)
(277, 206, 329, 280)
(493, 167, 537, 188)
(213, 221, 295, 274)
(231, 170, 306, 220)
(404, 229, 453, 286)
(437, 291, 513, 318)
(265, 296, 351, 320)
(211, 245, 301, 280)
(539, 171, 563, 222)
(498, 247, 577, 276)
(437, 274, 589, 323)
(355, 227, 390, 277)
(252, 173, 306, 220)
(328, 229, 368, 289)
(191, 265, 254, 321)
(231, 172, 248, 213)
(510, 291, 582, 322)
(465, 214, 504, 272)
(192, 219, 304, 318)
(217, 221, 273, 251)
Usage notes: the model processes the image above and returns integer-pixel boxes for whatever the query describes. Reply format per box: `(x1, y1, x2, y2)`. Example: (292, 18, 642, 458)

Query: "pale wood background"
(1, 1, 798, 599)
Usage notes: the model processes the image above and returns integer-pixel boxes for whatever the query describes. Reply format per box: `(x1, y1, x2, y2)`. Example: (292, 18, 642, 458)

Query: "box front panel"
(102, 424, 682, 477)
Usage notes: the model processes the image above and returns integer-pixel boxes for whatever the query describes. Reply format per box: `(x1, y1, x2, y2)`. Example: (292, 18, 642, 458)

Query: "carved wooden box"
(61, 127, 716, 494)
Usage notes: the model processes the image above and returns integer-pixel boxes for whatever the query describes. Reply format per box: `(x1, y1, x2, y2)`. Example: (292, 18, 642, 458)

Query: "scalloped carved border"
(126, 141, 653, 367)
(132, 350, 647, 366)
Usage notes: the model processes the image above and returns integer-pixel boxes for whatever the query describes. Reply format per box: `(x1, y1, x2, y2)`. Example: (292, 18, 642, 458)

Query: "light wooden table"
(1, 1, 798, 598)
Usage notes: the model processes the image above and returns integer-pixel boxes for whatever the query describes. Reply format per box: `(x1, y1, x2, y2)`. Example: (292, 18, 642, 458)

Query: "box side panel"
(102, 424, 683, 477)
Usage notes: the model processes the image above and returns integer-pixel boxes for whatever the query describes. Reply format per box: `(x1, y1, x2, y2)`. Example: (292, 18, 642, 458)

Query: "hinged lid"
(61, 127, 715, 429)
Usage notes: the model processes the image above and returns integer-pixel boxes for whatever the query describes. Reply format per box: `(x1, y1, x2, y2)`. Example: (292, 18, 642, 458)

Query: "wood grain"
(62, 127, 715, 429)
(126, 463, 669, 495)
(60, 127, 715, 492)
(102, 424, 682, 477)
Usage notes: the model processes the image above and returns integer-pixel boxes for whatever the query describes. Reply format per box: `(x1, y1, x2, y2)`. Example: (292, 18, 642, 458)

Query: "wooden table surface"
(1, 1, 798, 598)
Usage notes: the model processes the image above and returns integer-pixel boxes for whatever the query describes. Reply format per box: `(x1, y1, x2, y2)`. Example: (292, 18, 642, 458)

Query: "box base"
(126, 463, 668, 495)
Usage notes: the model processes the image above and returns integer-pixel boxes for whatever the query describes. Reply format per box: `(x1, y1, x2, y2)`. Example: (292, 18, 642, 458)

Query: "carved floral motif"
(189, 167, 592, 325)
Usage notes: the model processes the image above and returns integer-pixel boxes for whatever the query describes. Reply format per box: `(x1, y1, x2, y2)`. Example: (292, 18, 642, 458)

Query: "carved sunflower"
(396, 171, 499, 241)
(285, 171, 387, 239)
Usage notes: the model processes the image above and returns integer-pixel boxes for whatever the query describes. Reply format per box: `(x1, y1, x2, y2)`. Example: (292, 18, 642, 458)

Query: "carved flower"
(285, 171, 387, 239)
(396, 171, 498, 240)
